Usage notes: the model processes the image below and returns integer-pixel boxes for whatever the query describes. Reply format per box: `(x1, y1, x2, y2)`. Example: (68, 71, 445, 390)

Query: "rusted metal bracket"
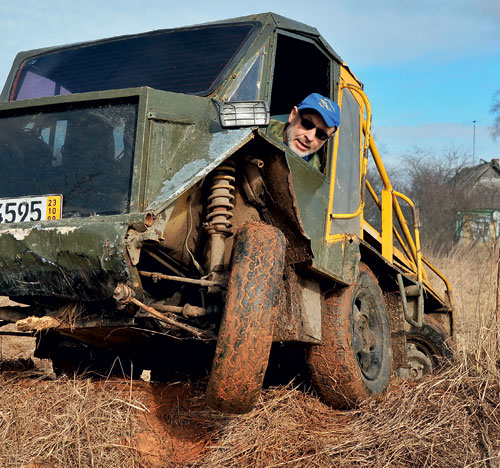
(138, 270, 225, 289)
(113, 283, 212, 338)
(397, 273, 423, 328)
(126, 229, 163, 266)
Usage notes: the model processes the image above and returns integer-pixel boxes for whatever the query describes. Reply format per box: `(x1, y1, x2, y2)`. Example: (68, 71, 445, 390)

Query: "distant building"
(453, 159, 500, 243)
(456, 209, 500, 243)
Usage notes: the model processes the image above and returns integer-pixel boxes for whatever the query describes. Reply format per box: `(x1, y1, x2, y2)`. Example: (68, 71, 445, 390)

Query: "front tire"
(206, 223, 286, 413)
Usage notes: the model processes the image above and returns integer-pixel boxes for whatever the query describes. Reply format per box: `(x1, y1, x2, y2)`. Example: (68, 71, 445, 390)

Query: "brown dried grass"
(194, 366, 500, 467)
(427, 243, 500, 372)
(0, 374, 147, 467)
(1, 244, 500, 467)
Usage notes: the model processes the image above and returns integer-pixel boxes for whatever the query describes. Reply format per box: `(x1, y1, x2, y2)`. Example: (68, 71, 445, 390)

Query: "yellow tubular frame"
(326, 72, 453, 308)
(368, 138, 429, 284)
(326, 84, 371, 225)
(365, 180, 416, 270)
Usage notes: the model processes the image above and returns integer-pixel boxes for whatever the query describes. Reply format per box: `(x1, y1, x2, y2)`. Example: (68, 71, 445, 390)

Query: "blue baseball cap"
(297, 93, 340, 129)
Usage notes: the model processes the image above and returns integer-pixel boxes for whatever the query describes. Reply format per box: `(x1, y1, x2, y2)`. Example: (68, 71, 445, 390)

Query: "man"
(268, 93, 340, 170)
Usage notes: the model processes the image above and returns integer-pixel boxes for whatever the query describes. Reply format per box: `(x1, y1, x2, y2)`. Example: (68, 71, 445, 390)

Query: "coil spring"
(205, 162, 236, 236)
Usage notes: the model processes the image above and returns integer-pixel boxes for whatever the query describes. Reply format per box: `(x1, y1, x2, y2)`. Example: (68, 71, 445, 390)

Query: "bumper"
(0, 215, 140, 301)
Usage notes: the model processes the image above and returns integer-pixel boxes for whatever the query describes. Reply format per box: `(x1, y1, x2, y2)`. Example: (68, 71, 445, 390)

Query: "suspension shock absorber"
(205, 160, 236, 293)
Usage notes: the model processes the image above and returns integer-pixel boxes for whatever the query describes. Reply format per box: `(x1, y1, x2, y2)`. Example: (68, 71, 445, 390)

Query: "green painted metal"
(0, 86, 255, 299)
(142, 89, 254, 213)
(284, 150, 359, 284)
(0, 12, 359, 306)
(0, 214, 143, 300)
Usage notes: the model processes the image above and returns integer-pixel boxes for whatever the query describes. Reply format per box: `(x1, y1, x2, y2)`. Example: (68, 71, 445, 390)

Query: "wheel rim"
(351, 294, 385, 381)
(407, 343, 433, 380)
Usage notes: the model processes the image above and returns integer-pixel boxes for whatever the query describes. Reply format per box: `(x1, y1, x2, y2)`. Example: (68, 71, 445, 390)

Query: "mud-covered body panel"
(0, 216, 134, 301)
(258, 129, 359, 285)
(0, 87, 258, 304)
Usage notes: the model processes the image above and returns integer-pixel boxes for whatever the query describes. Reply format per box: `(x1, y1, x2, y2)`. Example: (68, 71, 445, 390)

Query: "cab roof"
(1, 12, 348, 101)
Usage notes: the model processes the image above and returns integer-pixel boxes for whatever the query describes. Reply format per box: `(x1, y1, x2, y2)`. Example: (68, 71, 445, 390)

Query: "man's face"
(284, 106, 336, 157)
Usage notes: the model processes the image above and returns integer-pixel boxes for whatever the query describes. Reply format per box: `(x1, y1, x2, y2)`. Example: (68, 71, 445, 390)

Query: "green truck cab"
(0, 13, 454, 413)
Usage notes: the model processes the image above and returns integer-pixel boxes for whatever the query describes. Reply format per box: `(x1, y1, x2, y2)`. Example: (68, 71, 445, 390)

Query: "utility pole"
(472, 120, 476, 166)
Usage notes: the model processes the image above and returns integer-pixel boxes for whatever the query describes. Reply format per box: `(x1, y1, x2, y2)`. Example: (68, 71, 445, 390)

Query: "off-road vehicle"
(0, 13, 454, 413)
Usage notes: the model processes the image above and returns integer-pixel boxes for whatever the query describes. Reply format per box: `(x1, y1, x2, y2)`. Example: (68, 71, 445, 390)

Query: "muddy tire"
(407, 314, 454, 379)
(308, 264, 392, 408)
(206, 223, 286, 414)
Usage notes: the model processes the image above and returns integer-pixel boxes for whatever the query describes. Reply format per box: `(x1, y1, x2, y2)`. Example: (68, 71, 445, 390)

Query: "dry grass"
(428, 243, 500, 372)
(194, 366, 500, 467)
(0, 374, 147, 467)
(1, 244, 500, 467)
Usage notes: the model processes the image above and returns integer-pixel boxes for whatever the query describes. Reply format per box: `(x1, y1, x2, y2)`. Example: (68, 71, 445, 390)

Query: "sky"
(1, 0, 499, 164)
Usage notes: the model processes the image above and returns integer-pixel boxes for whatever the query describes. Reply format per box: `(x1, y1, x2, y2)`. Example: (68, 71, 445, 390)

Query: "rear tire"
(308, 264, 392, 408)
(406, 314, 454, 379)
(206, 223, 286, 413)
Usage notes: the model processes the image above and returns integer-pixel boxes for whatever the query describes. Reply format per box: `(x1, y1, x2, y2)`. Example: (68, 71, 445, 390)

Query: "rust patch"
(144, 212, 155, 227)
(261, 150, 313, 265)
(158, 187, 204, 268)
(274, 265, 305, 342)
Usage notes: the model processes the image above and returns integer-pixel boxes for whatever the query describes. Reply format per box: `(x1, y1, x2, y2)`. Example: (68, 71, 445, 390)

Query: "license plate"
(0, 195, 62, 224)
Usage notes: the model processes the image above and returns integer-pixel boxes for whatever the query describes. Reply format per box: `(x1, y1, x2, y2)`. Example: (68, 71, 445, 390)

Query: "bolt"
(113, 283, 134, 302)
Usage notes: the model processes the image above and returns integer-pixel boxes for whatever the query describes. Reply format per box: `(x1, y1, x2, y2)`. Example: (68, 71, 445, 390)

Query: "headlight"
(217, 100, 269, 128)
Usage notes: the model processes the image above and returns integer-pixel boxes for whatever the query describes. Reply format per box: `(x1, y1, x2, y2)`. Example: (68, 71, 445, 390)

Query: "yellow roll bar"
(328, 84, 371, 221)
(326, 77, 451, 304)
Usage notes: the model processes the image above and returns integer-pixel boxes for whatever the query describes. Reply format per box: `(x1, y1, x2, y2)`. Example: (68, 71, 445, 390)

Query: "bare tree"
(401, 149, 500, 250)
(490, 91, 500, 140)
(368, 148, 478, 252)
(365, 145, 500, 252)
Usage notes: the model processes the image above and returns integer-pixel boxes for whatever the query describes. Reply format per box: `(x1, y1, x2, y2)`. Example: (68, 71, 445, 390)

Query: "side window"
(270, 34, 330, 114)
(229, 50, 264, 101)
(330, 88, 361, 235)
(269, 33, 332, 172)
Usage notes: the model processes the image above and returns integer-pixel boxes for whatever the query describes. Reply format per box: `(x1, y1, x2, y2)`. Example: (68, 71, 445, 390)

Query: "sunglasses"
(299, 113, 334, 141)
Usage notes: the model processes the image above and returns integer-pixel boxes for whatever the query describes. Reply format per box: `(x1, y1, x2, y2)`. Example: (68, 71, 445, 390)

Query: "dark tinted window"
(0, 100, 137, 217)
(12, 23, 257, 100)
(270, 34, 330, 115)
